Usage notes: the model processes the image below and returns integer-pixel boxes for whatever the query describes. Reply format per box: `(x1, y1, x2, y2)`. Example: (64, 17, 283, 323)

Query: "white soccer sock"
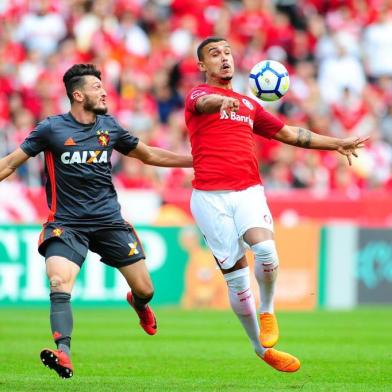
(252, 240, 279, 314)
(224, 267, 265, 356)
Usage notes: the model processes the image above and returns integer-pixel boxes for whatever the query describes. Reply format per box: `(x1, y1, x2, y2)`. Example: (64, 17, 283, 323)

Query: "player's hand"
(336, 135, 369, 166)
(220, 97, 240, 115)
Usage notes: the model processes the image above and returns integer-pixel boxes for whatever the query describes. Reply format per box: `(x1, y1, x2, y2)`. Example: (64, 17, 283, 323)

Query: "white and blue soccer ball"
(249, 60, 290, 102)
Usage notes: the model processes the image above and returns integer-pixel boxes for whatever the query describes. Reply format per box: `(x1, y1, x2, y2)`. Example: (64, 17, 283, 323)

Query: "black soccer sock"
(50, 292, 73, 356)
(132, 292, 153, 311)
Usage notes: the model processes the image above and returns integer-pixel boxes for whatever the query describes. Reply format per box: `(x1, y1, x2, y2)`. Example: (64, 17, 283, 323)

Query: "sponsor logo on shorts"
(217, 256, 229, 265)
(96, 130, 110, 146)
(128, 242, 139, 256)
(61, 150, 108, 164)
(52, 228, 63, 237)
(264, 214, 272, 224)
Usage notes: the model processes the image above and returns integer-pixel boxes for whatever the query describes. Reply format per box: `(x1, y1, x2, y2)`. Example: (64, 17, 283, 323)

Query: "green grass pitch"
(0, 307, 391, 391)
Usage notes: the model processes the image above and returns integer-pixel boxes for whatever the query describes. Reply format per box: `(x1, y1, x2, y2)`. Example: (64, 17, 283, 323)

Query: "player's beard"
(83, 96, 108, 115)
(215, 70, 233, 82)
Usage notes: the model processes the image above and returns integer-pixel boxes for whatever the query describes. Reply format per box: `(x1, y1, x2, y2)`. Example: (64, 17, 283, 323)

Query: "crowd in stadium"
(1, 0, 392, 203)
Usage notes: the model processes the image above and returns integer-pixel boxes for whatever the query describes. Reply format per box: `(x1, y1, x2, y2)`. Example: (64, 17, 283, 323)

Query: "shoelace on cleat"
(262, 315, 276, 332)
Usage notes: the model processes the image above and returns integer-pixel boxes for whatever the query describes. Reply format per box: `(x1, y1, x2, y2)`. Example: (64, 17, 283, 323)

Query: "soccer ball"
(249, 60, 290, 102)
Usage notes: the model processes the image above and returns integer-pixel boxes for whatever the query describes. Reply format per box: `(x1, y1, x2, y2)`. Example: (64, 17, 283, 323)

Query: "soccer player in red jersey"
(185, 37, 368, 372)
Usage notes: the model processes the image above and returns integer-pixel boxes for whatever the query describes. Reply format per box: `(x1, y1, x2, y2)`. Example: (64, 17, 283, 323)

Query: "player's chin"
(93, 106, 108, 115)
(221, 76, 233, 81)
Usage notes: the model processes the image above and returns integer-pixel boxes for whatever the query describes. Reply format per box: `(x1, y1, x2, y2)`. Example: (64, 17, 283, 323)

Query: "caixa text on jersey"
(61, 150, 108, 164)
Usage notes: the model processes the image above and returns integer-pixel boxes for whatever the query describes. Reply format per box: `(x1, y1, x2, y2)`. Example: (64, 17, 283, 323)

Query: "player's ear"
(198, 61, 206, 72)
(72, 89, 84, 103)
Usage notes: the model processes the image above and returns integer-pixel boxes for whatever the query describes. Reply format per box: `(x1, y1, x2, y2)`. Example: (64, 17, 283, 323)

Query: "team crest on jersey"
(52, 228, 63, 237)
(242, 98, 254, 110)
(96, 130, 110, 147)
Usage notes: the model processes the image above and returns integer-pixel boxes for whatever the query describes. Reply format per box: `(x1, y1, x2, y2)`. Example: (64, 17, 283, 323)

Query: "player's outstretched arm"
(273, 125, 369, 165)
(196, 94, 239, 114)
(127, 141, 193, 168)
(0, 148, 30, 181)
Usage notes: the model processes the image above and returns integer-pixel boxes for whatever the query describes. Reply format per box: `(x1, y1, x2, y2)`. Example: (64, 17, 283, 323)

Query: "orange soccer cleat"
(259, 312, 279, 348)
(261, 348, 301, 372)
(40, 348, 74, 378)
(127, 292, 157, 335)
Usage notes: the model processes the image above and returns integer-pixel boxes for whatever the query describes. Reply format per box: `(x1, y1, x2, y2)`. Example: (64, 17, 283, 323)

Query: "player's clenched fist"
(220, 97, 240, 114)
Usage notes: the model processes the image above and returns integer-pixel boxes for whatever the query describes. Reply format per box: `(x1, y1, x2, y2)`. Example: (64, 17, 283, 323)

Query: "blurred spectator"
(264, 160, 293, 190)
(330, 157, 362, 198)
(0, 173, 38, 222)
(317, 38, 366, 104)
(380, 103, 392, 144)
(363, 10, 392, 79)
(114, 157, 161, 190)
(15, 0, 66, 58)
(120, 10, 151, 58)
(291, 152, 330, 193)
(330, 87, 375, 138)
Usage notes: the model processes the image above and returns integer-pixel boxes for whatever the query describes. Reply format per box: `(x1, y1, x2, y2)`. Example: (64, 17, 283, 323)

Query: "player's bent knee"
(251, 240, 279, 268)
(49, 275, 70, 292)
(142, 288, 154, 301)
(135, 287, 154, 301)
(251, 240, 279, 282)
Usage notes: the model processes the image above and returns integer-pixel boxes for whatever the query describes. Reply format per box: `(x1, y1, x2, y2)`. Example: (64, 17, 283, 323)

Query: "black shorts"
(38, 221, 145, 268)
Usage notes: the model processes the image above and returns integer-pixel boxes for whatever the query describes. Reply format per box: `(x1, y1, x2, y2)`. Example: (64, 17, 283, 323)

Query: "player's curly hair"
(63, 64, 101, 103)
(197, 37, 227, 60)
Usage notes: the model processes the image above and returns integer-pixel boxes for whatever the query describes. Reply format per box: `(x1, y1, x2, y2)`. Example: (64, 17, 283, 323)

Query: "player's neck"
(206, 77, 232, 90)
(70, 107, 96, 125)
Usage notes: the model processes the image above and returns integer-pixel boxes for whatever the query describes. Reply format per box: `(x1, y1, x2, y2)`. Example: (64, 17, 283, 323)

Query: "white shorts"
(190, 184, 274, 270)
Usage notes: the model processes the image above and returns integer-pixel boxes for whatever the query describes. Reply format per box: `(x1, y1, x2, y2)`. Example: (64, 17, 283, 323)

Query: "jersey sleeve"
(19, 119, 51, 156)
(253, 104, 285, 139)
(185, 86, 212, 113)
(112, 118, 139, 155)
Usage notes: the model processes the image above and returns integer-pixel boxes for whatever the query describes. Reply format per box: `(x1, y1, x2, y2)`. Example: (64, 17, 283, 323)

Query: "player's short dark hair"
(197, 37, 228, 60)
(63, 64, 101, 103)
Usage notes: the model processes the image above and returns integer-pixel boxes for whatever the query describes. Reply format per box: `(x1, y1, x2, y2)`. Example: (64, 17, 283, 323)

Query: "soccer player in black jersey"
(0, 64, 193, 378)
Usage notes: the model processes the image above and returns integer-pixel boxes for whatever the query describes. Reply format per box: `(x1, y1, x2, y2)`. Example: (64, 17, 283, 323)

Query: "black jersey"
(20, 112, 139, 224)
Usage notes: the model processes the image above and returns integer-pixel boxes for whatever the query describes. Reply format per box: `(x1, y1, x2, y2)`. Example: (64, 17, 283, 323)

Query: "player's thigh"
(233, 185, 274, 239)
(38, 223, 89, 265)
(90, 225, 145, 268)
(118, 260, 154, 296)
(243, 227, 274, 246)
(190, 189, 245, 269)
